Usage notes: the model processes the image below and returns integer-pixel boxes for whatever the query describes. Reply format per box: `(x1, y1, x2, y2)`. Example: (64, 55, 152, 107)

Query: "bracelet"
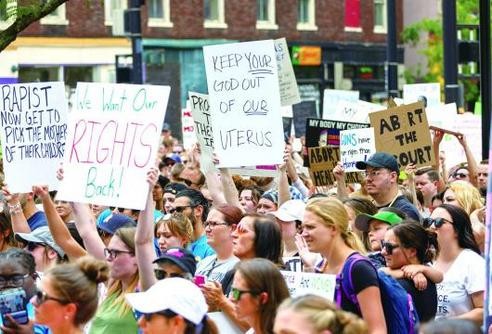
(8, 202, 22, 215)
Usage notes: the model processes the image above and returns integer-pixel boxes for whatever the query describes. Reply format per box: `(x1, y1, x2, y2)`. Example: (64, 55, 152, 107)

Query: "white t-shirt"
(434, 249, 485, 319)
(195, 255, 239, 283)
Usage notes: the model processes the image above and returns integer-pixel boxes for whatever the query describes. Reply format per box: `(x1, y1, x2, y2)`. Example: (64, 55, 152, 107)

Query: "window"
(105, 0, 127, 26)
(204, 0, 227, 28)
(297, 0, 317, 31)
(0, 0, 17, 32)
(256, 0, 277, 30)
(147, 0, 173, 27)
(40, 3, 68, 25)
(344, 0, 361, 32)
(374, 0, 386, 33)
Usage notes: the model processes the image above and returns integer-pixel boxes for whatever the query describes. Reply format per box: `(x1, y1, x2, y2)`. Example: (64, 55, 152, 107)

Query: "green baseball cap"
(354, 211, 403, 232)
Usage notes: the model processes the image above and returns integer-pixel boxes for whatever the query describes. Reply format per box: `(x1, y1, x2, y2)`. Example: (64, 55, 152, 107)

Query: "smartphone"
(193, 275, 207, 287)
(0, 288, 29, 326)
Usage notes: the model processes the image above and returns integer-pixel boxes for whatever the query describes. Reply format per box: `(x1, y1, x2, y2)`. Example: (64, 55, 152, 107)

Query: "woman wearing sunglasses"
(429, 204, 484, 325)
(32, 256, 108, 334)
(230, 258, 289, 334)
(380, 221, 440, 322)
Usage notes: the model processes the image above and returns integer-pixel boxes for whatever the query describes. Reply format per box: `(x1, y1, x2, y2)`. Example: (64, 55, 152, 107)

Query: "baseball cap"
(164, 153, 182, 165)
(153, 247, 197, 276)
(126, 277, 207, 325)
(163, 182, 188, 195)
(354, 211, 403, 232)
(355, 152, 399, 173)
(97, 213, 136, 235)
(162, 123, 171, 131)
(16, 226, 65, 258)
(272, 200, 305, 222)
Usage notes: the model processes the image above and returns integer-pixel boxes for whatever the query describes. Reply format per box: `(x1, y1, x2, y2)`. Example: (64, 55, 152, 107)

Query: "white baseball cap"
(272, 199, 305, 222)
(125, 277, 207, 325)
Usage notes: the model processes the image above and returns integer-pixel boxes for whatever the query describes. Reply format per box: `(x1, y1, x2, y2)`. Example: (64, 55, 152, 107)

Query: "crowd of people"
(0, 124, 487, 334)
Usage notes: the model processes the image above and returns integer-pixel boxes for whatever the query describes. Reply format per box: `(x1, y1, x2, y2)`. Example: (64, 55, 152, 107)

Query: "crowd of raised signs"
(0, 121, 488, 334)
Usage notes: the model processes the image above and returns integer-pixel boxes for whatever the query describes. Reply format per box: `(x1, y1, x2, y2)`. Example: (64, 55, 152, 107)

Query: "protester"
(256, 191, 279, 215)
(2, 186, 47, 232)
(154, 213, 193, 253)
(162, 183, 188, 214)
(153, 247, 197, 280)
(342, 196, 377, 249)
(274, 295, 369, 334)
(125, 277, 218, 334)
(239, 187, 261, 213)
(0, 211, 18, 252)
(476, 161, 488, 197)
(414, 167, 440, 214)
(429, 204, 484, 325)
(302, 197, 386, 333)
(230, 258, 289, 334)
(33, 256, 109, 334)
(271, 199, 305, 257)
(355, 152, 420, 221)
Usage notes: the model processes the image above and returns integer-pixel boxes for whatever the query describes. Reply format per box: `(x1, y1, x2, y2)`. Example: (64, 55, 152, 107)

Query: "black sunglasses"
(154, 269, 184, 280)
(35, 290, 69, 305)
(422, 217, 453, 229)
(380, 241, 400, 255)
(169, 205, 195, 214)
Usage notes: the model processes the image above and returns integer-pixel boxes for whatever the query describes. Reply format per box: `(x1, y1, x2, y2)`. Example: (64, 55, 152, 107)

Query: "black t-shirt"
(338, 259, 380, 316)
(398, 277, 437, 322)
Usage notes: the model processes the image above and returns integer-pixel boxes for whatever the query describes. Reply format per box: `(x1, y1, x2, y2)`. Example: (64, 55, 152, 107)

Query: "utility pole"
(127, 0, 143, 84)
(386, 0, 398, 97)
(442, 0, 459, 104)
(479, 0, 491, 160)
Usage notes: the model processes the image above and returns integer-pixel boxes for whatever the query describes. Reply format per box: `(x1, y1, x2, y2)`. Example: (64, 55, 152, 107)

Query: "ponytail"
(343, 230, 367, 255)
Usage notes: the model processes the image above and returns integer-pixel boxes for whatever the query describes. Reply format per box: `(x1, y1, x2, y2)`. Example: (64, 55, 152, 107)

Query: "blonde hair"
(278, 295, 368, 334)
(306, 197, 366, 253)
(47, 256, 109, 326)
(155, 213, 193, 247)
(447, 181, 484, 215)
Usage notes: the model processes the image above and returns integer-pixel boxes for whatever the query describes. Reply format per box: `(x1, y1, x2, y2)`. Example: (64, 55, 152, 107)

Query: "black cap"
(163, 182, 188, 195)
(153, 247, 197, 276)
(355, 152, 399, 173)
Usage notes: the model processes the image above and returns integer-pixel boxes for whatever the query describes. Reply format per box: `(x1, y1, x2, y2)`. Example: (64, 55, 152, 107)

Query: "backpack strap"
(335, 253, 368, 310)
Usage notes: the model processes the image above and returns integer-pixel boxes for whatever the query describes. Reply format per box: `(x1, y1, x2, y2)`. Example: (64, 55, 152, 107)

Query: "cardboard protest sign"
(308, 146, 363, 186)
(322, 89, 359, 119)
(369, 101, 435, 168)
(181, 102, 197, 150)
(57, 83, 170, 210)
(403, 83, 440, 108)
(340, 127, 376, 172)
(293, 101, 317, 137)
(281, 270, 336, 299)
(0, 82, 68, 193)
(305, 118, 369, 148)
(275, 38, 301, 106)
(203, 40, 284, 168)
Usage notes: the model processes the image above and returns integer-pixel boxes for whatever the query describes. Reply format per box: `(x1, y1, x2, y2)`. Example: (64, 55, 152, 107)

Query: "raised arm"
(71, 201, 106, 260)
(333, 162, 349, 200)
(219, 168, 242, 209)
(32, 185, 87, 261)
(135, 167, 159, 291)
(456, 134, 478, 187)
(2, 186, 31, 233)
(431, 130, 444, 175)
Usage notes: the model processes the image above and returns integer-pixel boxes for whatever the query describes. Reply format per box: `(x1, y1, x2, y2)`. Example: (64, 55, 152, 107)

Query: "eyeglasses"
(363, 169, 389, 179)
(154, 269, 184, 280)
(0, 274, 31, 288)
(104, 248, 134, 259)
(380, 241, 400, 255)
(230, 287, 257, 301)
(422, 217, 453, 229)
(453, 172, 469, 179)
(35, 289, 69, 306)
(169, 205, 194, 214)
(204, 221, 228, 229)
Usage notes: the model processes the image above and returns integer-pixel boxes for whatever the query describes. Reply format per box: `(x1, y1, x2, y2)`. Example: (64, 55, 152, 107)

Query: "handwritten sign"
(322, 89, 359, 119)
(305, 118, 369, 148)
(308, 146, 362, 186)
(275, 38, 301, 106)
(203, 40, 284, 167)
(333, 100, 384, 123)
(189, 92, 216, 173)
(181, 102, 197, 150)
(403, 83, 440, 108)
(340, 128, 376, 172)
(281, 270, 336, 299)
(57, 83, 170, 210)
(369, 101, 435, 168)
(0, 82, 68, 193)
(283, 256, 303, 272)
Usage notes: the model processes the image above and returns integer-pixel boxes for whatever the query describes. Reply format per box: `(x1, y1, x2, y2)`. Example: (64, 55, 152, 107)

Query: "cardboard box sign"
(308, 146, 363, 186)
(369, 101, 436, 169)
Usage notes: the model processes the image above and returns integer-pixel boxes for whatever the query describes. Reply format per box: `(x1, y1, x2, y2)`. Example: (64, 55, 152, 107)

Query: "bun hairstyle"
(46, 256, 109, 326)
(390, 221, 438, 264)
(277, 294, 368, 334)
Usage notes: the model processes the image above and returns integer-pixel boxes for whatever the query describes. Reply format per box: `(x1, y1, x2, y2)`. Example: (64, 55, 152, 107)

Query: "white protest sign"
(340, 127, 376, 172)
(281, 270, 336, 299)
(275, 38, 301, 106)
(403, 83, 441, 108)
(57, 82, 170, 210)
(181, 101, 197, 150)
(333, 100, 384, 123)
(281, 105, 293, 118)
(0, 82, 68, 193)
(203, 40, 284, 168)
(322, 89, 359, 119)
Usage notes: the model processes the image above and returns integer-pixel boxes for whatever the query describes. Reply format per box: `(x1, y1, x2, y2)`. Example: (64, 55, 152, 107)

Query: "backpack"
(335, 253, 419, 334)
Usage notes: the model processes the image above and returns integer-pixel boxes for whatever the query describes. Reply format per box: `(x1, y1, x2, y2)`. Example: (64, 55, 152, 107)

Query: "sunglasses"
(154, 269, 184, 280)
(422, 217, 453, 229)
(230, 287, 257, 301)
(35, 290, 69, 305)
(380, 241, 399, 255)
(169, 205, 194, 214)
(109, 207, 125, 213)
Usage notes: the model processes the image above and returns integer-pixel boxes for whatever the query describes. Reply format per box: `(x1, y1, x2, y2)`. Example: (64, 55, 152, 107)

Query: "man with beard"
(356, 152, 421, 222)
(174, 188, 215, 260)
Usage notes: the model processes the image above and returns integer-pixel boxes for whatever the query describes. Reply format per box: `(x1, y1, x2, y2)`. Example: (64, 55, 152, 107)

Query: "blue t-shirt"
(189, 235, 215, 261)
(28, 212, 47, 231)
